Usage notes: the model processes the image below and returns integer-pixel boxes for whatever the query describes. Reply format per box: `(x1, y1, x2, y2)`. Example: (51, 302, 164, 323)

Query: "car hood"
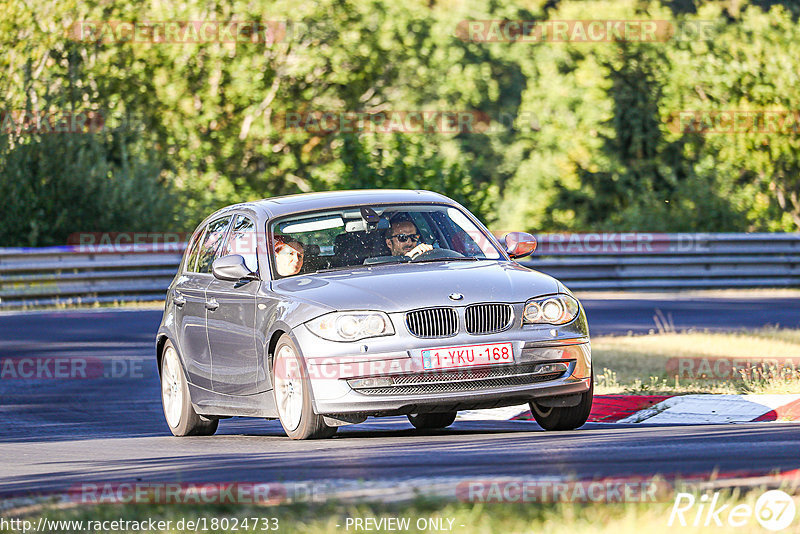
(270, 260, 560, 313)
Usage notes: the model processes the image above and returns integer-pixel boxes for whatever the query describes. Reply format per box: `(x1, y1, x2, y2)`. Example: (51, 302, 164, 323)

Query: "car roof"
(248, 189, 458, 219)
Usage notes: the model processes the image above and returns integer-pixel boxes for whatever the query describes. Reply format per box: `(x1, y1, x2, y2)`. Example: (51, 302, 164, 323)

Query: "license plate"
(421, 342, 514, 370)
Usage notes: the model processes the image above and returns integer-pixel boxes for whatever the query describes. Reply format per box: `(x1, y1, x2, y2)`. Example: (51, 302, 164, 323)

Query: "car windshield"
(269, 204, 503, 278)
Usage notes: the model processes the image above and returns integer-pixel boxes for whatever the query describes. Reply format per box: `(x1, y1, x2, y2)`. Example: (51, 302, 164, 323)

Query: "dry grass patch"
(592, 328, 800, 395)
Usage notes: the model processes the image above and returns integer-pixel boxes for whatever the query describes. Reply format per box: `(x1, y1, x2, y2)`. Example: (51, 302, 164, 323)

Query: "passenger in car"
(274, 236, 304, 276)
(385, 219, 433, 259)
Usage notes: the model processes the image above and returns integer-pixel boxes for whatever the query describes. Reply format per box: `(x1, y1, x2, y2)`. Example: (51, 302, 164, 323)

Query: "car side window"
(197, 216, 232, 274)
(223, 215, 258, 273)
(184, 227, 206, 272)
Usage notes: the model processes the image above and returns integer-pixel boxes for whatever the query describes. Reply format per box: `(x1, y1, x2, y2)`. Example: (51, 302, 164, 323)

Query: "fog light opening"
(532, 362, 569, 375)
(348, 376, 394, 389)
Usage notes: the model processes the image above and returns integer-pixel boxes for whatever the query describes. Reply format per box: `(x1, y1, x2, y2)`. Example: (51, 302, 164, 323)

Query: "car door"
(172, 226, 214, 390)
(207, 214, 260, 396)
(180, 215, 233, 390)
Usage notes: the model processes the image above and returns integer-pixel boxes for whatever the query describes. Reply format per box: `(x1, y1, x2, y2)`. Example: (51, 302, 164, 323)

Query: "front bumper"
(294, 321, 591, 416)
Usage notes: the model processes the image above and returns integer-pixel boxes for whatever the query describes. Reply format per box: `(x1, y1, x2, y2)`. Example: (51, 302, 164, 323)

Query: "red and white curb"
(457, 394, 800, 424)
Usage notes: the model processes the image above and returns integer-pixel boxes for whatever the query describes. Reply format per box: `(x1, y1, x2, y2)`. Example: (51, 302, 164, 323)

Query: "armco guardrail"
(523, 232, 800, 290)
(0, 244, 185, 309)
(1, 233, 799, 308)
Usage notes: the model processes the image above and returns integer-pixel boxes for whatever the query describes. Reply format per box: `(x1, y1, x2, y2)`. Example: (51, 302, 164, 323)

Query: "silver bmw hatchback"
(156, 190, 592, 439)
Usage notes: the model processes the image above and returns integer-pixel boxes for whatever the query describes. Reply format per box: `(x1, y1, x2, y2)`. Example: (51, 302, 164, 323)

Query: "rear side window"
(197, 216, 232, 274)
(184, 228, 205, 272)
(223, 215, 258, 273)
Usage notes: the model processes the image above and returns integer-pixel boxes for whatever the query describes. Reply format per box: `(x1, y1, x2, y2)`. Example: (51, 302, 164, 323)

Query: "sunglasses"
(390, 233, 421, 243)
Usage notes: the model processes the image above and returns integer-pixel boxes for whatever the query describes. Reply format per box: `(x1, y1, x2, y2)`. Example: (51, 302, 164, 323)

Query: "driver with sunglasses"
(385, 219, 433, 259)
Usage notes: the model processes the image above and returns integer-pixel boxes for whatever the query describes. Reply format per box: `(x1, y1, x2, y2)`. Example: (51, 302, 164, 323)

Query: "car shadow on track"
(4, 423, 800, 499)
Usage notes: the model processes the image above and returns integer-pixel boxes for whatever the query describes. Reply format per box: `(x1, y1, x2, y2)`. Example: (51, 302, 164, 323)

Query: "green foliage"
(327, 133, 497, 222)
(2, 0, 800, 245)
(0, 132, 178, 247)
(497, 0, 800, 232)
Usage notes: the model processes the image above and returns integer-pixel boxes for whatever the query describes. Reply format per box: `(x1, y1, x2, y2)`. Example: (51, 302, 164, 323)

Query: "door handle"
(172, 291, 186, 307)
(205, 298, 219, 311)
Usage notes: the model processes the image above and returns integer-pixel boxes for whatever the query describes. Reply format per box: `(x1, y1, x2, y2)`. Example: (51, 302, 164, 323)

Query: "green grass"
(593, 327, 800, 395)
(3, 487, 796, 534)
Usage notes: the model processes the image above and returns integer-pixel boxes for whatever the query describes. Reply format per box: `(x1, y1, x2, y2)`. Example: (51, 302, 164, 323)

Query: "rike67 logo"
(669, 490, 796, 531)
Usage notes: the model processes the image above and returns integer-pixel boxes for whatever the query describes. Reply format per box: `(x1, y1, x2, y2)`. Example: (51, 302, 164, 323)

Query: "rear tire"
(408, 411, 457, 430)
(272, 334, 337, 440)
(160, 340, 218, 436)
(529, 378, 593, 431)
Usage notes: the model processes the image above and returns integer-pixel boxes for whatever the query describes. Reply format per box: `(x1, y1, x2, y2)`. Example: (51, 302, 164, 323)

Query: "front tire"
(529, 378, 593, 431)
(160, 340, 218, 436)
(408, 411, 457, 430)
(272, 334, 337, 440)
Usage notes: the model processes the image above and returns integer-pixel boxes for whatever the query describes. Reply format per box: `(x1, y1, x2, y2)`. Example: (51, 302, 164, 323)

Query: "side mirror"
(501, 232, 537, 259)
(212, 255, 258, 282)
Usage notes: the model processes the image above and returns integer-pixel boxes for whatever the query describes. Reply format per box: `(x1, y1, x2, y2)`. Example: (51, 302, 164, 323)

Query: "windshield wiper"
(363, 256, 410, 266)
(312, 266, 362, 274)
(412, 256, 480, 263)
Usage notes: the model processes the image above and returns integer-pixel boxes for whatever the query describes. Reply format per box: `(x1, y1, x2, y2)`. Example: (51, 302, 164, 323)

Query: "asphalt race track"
(2, 297, 800, 497)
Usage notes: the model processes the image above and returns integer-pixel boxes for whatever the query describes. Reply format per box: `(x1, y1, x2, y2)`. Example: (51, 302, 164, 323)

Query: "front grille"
(357, 371, 564, 396)
(465, 303, 513, 334)
(391, 363, 539, 384)
(406, 307, 458, 338)
(349, 362, 569, 396)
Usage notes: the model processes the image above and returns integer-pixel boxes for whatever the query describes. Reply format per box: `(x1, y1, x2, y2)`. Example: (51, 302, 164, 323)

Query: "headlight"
(306, 311, 395, 342)
(523, 295, 580, 325)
